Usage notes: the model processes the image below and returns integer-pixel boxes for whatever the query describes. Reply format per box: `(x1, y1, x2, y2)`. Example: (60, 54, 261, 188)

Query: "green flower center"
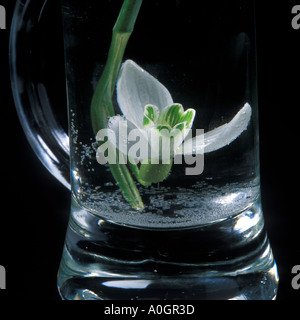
(143, 103, 196, 136)
(137, 103, 196, 186)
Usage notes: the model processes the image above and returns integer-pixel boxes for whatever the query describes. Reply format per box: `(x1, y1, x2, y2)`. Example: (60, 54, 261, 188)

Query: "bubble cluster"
(75, 180, 259, 229)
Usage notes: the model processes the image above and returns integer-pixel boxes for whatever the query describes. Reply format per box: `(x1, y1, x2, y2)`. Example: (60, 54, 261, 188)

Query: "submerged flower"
(109, 60, 251, 157)
(104, 59, 252, 185)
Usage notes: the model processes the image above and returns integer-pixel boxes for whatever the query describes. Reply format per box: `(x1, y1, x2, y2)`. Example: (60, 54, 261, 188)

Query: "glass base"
(57, 198, 278, 300)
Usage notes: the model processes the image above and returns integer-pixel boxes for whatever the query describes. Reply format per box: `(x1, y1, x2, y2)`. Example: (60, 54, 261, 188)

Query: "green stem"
(91, 0, 144, 210)
(91, 0, 143, 132)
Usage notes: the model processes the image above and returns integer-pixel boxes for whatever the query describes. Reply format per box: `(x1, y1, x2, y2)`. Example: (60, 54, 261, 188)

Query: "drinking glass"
(10, 0, 279, 300)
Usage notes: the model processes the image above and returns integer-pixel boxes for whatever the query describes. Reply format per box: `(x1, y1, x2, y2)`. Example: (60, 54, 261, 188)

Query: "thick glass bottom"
(57, 198, 278, 300)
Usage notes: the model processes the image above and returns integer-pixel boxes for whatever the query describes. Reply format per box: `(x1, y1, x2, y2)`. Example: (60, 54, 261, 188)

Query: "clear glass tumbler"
(10, 0, 279, 300)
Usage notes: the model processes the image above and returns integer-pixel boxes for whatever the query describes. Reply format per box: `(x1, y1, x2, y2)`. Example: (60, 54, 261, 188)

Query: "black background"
(0, 0, 300, 303)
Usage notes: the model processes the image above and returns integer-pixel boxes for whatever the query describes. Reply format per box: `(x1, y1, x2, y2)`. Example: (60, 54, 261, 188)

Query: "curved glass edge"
(9, 0, 70, 190)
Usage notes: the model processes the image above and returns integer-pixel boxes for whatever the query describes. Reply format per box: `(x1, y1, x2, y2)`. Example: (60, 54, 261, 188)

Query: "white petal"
(117, 60, 173, 128)
(176, 103, 252, 155)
